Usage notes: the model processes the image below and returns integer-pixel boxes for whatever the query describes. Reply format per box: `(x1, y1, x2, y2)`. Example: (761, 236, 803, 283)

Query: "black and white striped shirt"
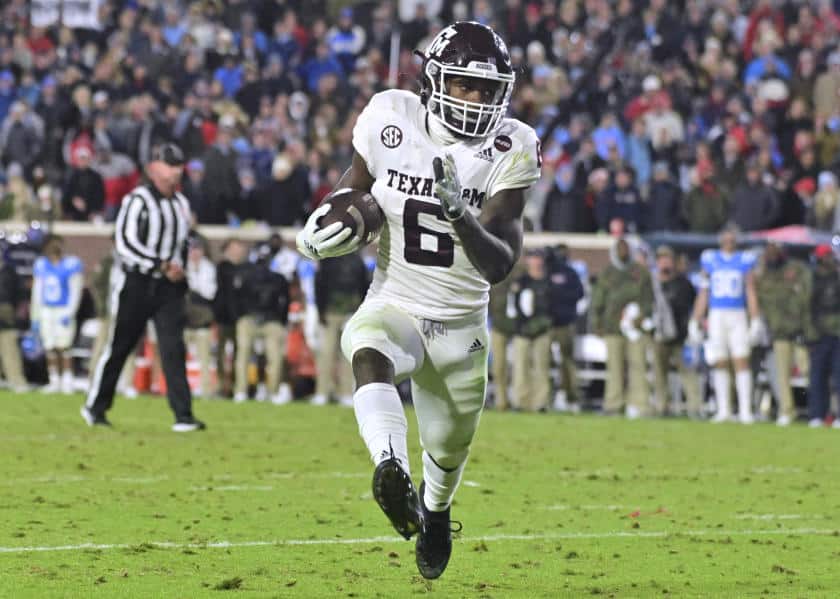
(115, 183, 191, 276)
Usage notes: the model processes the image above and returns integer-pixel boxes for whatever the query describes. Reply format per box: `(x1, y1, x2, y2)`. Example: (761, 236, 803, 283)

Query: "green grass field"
(1, 391, 839, 598)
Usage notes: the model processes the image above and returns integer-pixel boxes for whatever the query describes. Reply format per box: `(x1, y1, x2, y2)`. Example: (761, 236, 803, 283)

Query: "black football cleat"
(80, 406, 112, 427)
(415, 482, 461, 579)
(372, 457, 424, 540)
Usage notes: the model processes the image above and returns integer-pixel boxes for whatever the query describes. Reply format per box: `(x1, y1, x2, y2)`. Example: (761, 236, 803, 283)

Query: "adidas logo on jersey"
(467, 338, 485, 353)
(473, 147, 494, 162)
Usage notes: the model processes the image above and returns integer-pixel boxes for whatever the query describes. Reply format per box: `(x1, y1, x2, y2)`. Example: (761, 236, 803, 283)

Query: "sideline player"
(31, 234, 84, 393)
(296, 22, 540, 578)
(689, 228, 759, 423)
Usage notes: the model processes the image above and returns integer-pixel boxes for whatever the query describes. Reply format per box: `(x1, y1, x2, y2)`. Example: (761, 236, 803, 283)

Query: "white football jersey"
(353, 90, 541, 320)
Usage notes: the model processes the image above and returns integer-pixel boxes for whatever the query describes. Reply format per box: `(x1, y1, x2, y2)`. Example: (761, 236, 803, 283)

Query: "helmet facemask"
(425, 59, 514, 138)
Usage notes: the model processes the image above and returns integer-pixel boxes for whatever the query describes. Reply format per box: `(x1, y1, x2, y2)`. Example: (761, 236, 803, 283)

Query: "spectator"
(0, 101, 43, 172)
(590, 238, 654, 418)
(645, 95, 684, 158)
(650, 245, 701, 418)
(269, 14, 301, 66)
(311, 250, 369, 406)
(625, 118, 652, 193)
(91, 141, 139, 222)
(61, 146, 105, 221)
(804, 244, 840, 428)
(510, 249, 554, 412)
(488, 265, 519, 411)
(716, 135, 745, 197)
(596, 167, 643, 233)
(299, 42, 344, 93)
(753, 243, 810, 426)
(682, 166, 728, 234)
(624, 75, 672, 123)
(326, 8, 366, 75)
(182, 159, 206, 223)
(0, 249, 26, 392)
(0, 162, 33, 221)
(731, 161, 780, 231)
(546, 244, 584, 411)
(591, 113, 625, 161)
(644, 162, 683, 232)
(814, 50, 840, 124)
(542, 162, 584, 232)
(214, 238, 247, 398)
(199, 115, 240, 225)
(232, 245, 291, 405)
(808, 171, 840, 231)
(258, 147, 309, 226)
(184, 235, 217, 398)
(0, 71, 15, 125)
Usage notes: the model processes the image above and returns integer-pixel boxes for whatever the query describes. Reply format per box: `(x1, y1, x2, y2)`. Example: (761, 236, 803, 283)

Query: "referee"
(82, 143, 205, 432)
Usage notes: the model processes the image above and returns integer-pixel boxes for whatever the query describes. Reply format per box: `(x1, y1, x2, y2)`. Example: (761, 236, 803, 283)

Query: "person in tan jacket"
(590, 238, 654, 418)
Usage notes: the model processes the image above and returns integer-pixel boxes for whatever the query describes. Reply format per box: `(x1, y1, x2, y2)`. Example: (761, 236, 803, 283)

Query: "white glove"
(687, 318, 704, 345)
(748, 317, 768, 347)
(433, 154, 465, 221)
(620, 302, 641, 342)
(295, 203, 360, 260)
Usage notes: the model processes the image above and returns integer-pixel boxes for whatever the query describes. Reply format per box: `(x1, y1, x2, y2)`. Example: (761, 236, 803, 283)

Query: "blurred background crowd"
(4, 0, 840, 426)
(5, 0, 840, 233)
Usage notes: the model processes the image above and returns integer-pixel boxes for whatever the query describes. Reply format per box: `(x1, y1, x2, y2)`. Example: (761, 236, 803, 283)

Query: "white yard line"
(2, 472, 370, 486)
(1, 527, 837, 555)
(543, 504, 629, 511)
(734, 514, 818, 520)
(190, 485, 275, 492)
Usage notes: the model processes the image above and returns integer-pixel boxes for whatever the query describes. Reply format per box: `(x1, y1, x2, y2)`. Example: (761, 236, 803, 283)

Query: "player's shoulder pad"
(64, 255, 83, 272)
(700, 249, 715, 269)
(33, 256, 47, 274)
(364, 89, 419, 116)
(741, 250, 758, 267)
(498, 118, 542, 162)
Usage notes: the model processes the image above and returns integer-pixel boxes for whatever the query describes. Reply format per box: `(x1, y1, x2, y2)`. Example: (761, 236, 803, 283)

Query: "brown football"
(316, 188, 385, 245)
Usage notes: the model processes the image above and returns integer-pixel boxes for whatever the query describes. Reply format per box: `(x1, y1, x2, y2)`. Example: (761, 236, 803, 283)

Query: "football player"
(31, 234, 84, 394)
(689, 228, 760, 423)
(296, 22, 540, 578)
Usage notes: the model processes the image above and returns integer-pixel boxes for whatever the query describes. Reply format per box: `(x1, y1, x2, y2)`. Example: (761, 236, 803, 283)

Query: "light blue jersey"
(33, 255, 83, 308)
(700, 249, 756, 310)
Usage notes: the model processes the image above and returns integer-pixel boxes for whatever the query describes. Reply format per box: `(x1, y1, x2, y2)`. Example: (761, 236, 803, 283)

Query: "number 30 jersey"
(352, 90, 541, 320)
(699, 249, 757, 310)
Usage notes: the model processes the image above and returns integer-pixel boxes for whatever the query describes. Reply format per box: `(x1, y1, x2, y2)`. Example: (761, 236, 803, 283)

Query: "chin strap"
(426, 113, 459, 146)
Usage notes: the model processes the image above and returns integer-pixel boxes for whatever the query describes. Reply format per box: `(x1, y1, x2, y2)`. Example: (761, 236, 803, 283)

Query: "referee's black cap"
(149, 143, 185, 167)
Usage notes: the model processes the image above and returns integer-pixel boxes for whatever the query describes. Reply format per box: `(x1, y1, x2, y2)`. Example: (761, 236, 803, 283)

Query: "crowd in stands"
(4, 1, 840, 234)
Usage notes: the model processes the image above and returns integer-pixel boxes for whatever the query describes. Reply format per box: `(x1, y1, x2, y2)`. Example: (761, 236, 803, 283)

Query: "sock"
(735, 370, 753, 418)
(712, 368, 731, 417)
(353, 383, 410, 475)
(422, 451, 467, 512)
(48, 369, 59, 386)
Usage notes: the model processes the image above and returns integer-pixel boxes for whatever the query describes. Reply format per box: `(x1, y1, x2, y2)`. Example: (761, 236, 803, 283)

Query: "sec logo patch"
(381, 125, 403, 148)
(493, 135, 512, 152)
